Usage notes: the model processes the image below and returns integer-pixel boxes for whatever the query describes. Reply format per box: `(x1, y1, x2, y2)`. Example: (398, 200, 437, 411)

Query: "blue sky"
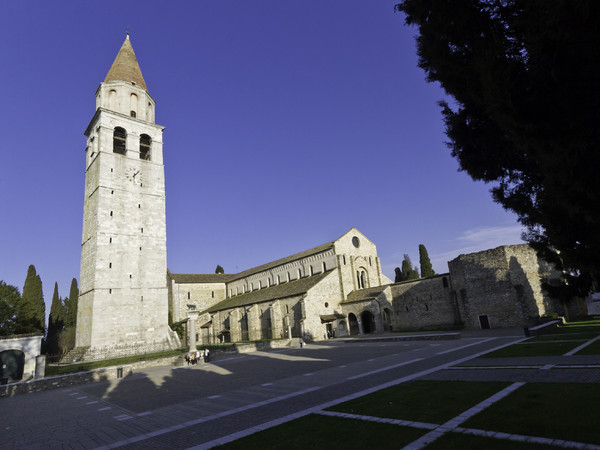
(0, 1, 525, 313)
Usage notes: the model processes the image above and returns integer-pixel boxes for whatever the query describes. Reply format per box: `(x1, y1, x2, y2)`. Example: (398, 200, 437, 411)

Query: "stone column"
(271, 301, 283, 339)
(187, 310, 199, 351)
(248, 305, 260, 341)
(230, 309, 242, 343)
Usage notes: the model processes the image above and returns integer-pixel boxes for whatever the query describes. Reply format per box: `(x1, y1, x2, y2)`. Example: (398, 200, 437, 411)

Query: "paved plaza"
(1, 330, 599, 449)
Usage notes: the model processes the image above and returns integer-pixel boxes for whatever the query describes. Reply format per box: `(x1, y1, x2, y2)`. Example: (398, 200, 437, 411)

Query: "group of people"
(185, 348, 210, 365)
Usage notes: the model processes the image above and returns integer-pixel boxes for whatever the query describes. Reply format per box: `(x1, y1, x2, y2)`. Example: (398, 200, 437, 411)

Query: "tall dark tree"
(47, 282, 65, 354)
(419, 244, 435, 278)
(64, 278, 79, 329)
(401, 254, 419, 281)
(215, 265, 225, 274)
(394, 267, 403, 282)
(395, 1, 600, 296)
(16, 265, 45, 334)
(0, 281, 20, 336)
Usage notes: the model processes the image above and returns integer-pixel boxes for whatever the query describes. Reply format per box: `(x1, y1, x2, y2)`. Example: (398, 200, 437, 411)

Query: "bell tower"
(76, 34, 176, 358)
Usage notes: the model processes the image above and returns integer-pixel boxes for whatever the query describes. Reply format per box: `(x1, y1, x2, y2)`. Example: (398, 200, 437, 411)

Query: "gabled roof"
(168, 273, 235, 284)
(342, 285, 389, 304)
(205, 270, 333, 313)
(104, 34, 148, 90)
(229, 241, 335, 281)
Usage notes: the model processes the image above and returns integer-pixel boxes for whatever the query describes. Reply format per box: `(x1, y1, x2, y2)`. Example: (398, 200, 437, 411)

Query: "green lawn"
(327, 381, 510, 424)
(217, 414, 426, 450)
(483, 317, 600, 357)
(217, 381, 600, 448)
(482, 340, 589, 358)
(463, 382, 600, 445)
(428, 432, 564, 449)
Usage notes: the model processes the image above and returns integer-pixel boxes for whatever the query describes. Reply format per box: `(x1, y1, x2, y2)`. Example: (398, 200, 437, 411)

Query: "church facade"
(76, 36, 566, 359)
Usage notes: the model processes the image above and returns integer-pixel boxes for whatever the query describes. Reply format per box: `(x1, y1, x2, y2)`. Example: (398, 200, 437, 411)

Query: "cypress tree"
(215, 265, 225, 274)
(47, 282, 65, 354)
(401, 255, 419, 281)
(16, 265, 45, 334)
(394, 267, 403, 282)
(0, 281, 20, 336)
(65, 278, 79, 329)
(419, 244, 435, 278)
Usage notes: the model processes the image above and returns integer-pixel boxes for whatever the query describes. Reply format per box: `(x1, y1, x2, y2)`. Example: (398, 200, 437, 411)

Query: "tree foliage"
(16, 265, 45, 334)
(401, 254, 419, 281)
(395, 0, 600, 296)
(47, 282, 65, 355)
(65, 278, 79, 329)
(215, 265, 225, 274)
(419, 244, 435, 278)
(0, 281, 20, 336)
(394, 267, 403, 283)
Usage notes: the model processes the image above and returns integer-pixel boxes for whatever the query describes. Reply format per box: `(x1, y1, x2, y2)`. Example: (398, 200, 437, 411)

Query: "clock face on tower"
(125, 167, 143, 186)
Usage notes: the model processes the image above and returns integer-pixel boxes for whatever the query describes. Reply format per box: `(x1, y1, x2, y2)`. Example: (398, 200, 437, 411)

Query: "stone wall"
(448, 244, 563, 329)
(389, 275, 457, 331)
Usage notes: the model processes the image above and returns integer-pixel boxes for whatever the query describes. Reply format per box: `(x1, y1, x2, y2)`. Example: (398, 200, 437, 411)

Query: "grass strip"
(217, 414, 426, 449)
(482, 340, 585, 358)
(326, 380, 510, 424)
(463, 382, 600, 445)
(428, 431, 564, 449)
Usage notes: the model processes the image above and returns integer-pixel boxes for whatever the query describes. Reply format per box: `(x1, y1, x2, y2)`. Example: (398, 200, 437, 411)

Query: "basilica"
(75, 36, 567, 359)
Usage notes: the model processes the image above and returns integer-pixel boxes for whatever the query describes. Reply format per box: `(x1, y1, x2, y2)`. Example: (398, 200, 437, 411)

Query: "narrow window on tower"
(140, 134, 151, 160)
(109, 237, 112, 243)
(110, 211, 113, 217)
(130, 93, 138, 118)
(109, 262, 112, 268)
(187, 292, 190, 299)
(113, 127, 127, 155)
(141, 228, 143, 233)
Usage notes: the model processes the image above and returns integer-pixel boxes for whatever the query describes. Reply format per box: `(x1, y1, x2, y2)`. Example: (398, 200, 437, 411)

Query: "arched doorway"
(361, 311, 376, 334)
(382, 308, 392, 332)
(348, 313, 359, 335)
(0, 350, 25, 382)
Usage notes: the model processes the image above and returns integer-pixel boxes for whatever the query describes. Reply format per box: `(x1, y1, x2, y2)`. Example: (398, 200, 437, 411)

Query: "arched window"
(130, 93, 138, 117)
(310, 265, 314, 276)
(297, 268, 302, 279)
(113, 127, 126, 155)
(140, 134, 151, 160)
(109, 89, 117, 110)
(322, 262, 327, 272)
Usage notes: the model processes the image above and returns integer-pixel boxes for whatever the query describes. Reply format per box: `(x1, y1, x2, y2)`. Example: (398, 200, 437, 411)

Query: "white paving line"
(77, 396, 88, 400)
(114, 414, 132, 421)
(86, 401, 99, 405)
(97, 386, 322, 449)
(137, 412, 152, 417)
(192, 337, 526, 449)
(98, 407, 112, 412)
(456, 426, 600, 449)
(207, 395, 220, 399)
(303, 373, 313, 377)
(564, 335, 600, 356)
(261, 383, 272, 387)
(319, 408, 600, 449)
(316, 410, 438, 430)
(436, 337, 498, 355)
(346, 358, 423, 381)
(400, 382, 526, 450)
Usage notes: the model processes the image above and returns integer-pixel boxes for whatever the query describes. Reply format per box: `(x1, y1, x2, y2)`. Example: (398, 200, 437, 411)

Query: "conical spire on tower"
(104, 34, 148, 91)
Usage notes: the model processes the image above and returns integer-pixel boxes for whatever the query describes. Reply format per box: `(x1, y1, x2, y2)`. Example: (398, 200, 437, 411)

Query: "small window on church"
(140, 134, 151, 160)
(113, 127, 127, 155)
(130, 111, 136, 118)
